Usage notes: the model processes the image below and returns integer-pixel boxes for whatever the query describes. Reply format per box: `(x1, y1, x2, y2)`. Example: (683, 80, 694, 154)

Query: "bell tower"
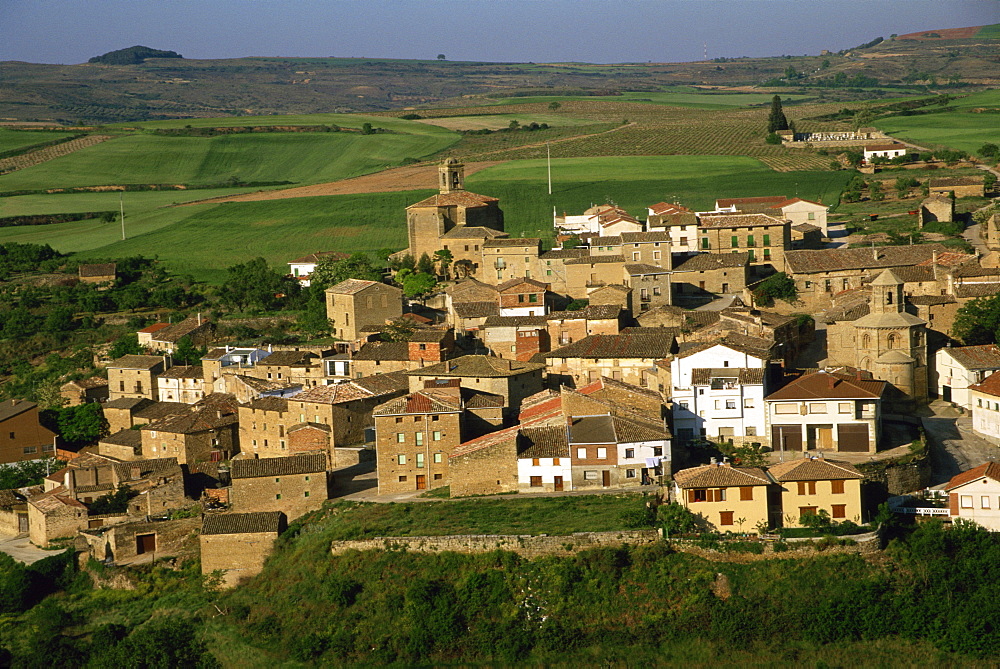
(439, 158, 465, 193)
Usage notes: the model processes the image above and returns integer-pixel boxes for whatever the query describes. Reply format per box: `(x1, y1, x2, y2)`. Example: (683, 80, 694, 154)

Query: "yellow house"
(768, 457, 864, 527)
(673, 462, 772, 532)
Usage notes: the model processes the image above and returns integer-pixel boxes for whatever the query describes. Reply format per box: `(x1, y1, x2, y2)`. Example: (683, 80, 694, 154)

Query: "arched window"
(860, 357, 871, 370)
(914, 331, 922, 346)
(886, 291, 893, 305)
(862, 334, 871, 348)
(887, 333, 899, 349)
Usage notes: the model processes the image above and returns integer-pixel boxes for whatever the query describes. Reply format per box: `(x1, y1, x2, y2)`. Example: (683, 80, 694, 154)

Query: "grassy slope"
(0, 127, 458, 191)
(0, 129, 77, 153)
(489, 89, 816, 109)
(3, 155, 850, 282)
(873, 89, 1000, 154)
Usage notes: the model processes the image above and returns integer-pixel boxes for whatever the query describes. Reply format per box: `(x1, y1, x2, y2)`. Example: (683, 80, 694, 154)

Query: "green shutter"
(747, 235, 755, 247)
(763, 234, 771, 246)
(702, 237, 710, 249)
(731, 235, 739, 248)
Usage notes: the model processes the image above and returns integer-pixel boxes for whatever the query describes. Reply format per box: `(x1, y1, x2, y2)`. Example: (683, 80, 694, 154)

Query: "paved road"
(921, 401, 999, 487)
(0, 534, 57, 564)
(694, 294, 739, 311)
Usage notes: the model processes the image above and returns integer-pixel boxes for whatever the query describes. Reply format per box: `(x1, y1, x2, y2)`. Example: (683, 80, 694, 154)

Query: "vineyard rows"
(0, 135, 115, 175)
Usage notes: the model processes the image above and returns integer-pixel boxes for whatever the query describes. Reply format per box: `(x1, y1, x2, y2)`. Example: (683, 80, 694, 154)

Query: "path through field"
(0, 135, 114, 175)
(178, 161, 504, 204)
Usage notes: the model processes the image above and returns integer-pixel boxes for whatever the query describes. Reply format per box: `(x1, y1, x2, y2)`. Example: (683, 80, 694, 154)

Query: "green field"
(490, 88, 816, 110)
(0, 155, 849, 283)
(0, 129, 77, 153)
(0, 127, 458, 191)
(110, 113, 458, 134)
(874, 89, 1000, 154)
(415, 113, 597, 131)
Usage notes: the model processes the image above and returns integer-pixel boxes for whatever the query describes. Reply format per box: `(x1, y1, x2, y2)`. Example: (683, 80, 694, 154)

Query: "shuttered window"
(740, 486, 753, 501)
(797, 481, 817, 495)
(831, 504, 846, 519)
(831, 480, 845, 494)
(719, 511, 734, 526)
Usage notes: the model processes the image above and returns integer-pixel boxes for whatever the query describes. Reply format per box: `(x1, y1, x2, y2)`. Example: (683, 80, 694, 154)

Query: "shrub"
(765, 132, 782, 145)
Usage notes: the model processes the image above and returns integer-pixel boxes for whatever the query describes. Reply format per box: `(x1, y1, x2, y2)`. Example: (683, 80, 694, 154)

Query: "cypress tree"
(767, 95, 789, 133)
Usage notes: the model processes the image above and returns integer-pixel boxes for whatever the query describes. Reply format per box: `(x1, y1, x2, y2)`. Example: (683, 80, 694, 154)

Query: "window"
(983, 496, 992, 509)
(838, 402, 853, 414)
(8, 432, 14, 439)
(21, 446, 37, 454)
(831, 480, 845, 494)
(726, 400, 736, 410)
(702, 238, 710, 249)
(528, 476, 543, 487)
(304, 491, 310, 498)
(763, 249, 771, 260)
(518, 294, 525, 303)
(740, 487, 753, 501)
(625, 448, 634, 459)
(397, 454, 407, 465)
(746, 426, 757, 436)
(415, 432, 424, 446)
(747, 235, 755, 247)
(961, 495, 973, 508)
(276, 494, 282, 500)
(691, 489, 707, 502)
(529, 293, 538, 303)
(395, 417, 403, 424)
(397, 433, 405, 443)
(762, 234, 770, 246)
(584, 470, 598, 480)
(532, 458, 540, 466)
(678, 401, 689, 410)
(731, 235, 739, 248)
(416, 453, 424, 469)
(799, 506, 818, 520)
(433, 431, 441, 441)
(434, 474, 443, 480)
(626, 469, 636, 478)
(553, 458, 560, 466)
(797, 481, 817, 495)
(577, 447, 587, 458)
(775, 403, 798, 414)
(431, 415, 439, 422)
(744, 398, 754, 408)
(808, 403, 827, 414)
(433, 453, 442, 463)
(719, 511, 734, 526)
(597, 447, 607, 459)
(399, 475, 408, 482)
(831, 504, 846, 519)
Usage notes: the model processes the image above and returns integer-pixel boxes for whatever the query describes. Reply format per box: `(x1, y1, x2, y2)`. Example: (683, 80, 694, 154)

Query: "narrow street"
(921, 400, 999, 486)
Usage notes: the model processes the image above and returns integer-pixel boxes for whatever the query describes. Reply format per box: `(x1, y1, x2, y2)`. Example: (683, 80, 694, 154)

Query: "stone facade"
(919, 194, 955, 227)
(697, 213, 791, 271)
(107, 355, 167, 401)
(200, 511, 286, 588)
(449, 426, 520, 497)
(483, 239, 543, 285)
(325, 280, 403, 342)
(0, 399, 57, 464)
(81, 516, 200, 563)
(229, 453, 328, 521)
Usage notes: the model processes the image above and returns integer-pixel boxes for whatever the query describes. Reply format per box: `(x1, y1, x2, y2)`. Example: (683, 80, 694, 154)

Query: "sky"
(3, 0, 998, 65)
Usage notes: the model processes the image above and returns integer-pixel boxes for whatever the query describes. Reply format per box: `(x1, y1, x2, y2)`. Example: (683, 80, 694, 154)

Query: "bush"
(765, 132, 782, 145)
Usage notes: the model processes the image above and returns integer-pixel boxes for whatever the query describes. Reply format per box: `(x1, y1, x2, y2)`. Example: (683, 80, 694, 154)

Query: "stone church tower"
(851, 269, 928, 403)
(404, 158, 506, 267)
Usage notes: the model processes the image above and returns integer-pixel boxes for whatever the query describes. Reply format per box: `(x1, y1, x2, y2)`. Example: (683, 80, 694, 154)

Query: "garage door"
(837, 423, 870, 452)
(771, 425, 802, 451)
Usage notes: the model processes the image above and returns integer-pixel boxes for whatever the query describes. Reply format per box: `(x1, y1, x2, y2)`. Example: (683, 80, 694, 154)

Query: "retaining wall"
(330, 530, 661, 558)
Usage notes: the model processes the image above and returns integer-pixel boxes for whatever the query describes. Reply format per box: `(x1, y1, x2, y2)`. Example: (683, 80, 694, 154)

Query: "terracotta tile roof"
(497, 277, 548, 292)
(768, 458, 863, 482)
(483, 238, 541, 248)
(483, 315, 549, 328)
(677, 333, 774, 360)
(589, 283, 631, 295)
(202, 511, 285, 535)
(944, 345, 1000, 371)
(564, 254, 627, 265)
(691, 368, 765, 386)
(576, 375, 662, 401)
(648, 202, 692, 216)
(698, 213, 786, 229)
(969, 370, 1000, 398)
(138, 323, 172, 335)
(231, 375, 301, 393)
(256, 351, 317, 367)
(352, 370, 410, 396)
(792, 223, 821, 233)
(673, 463, 771, 488)
(715, 196, 787, 209)
(107, 354, 164, 370)
(568, 415, 615, 444)
(246, 396, 289, 412)
(540, 248, 588, 260)
(946, 462, 1000, 491)
(78, 263, 116, 277)
(719, 308, 794, 328)
(326, 278, 383, 295)
(464, 390, 506, 408)
(451, 423, 520, 458)
(908, 295, 956, 306)
(231, 453, 327, 479)
(620, 231, 674, 243)
(295, 371, 407, 404)
(412, 355, 545, 378)
(547, 304, 622, 321)
(151, 316, 209, 344)
(0, 399, 38, 423)
(625, 262, 669, 275)
(865, 143, 906, 151)
(62, 376, 109, 390)
(112, 457, 180, 482)
(517, 425, 569, 459)
(776, 197, 825, 209)
(545, 333, 675, 360)
(103, 397, 151, 410)
(142, 405, 238, 434)
(374, 388, 463, 416)
(287, 422, 330, 433)
(954, 283, 1000, 298)
(158, 365, 203, 379)
(929, 176, 983, 187)
(951, 263, 1000, 278)
(29, 486, 88, 513)
(453, 301, 500, 318)
(765, 371, 886, 401)
(99, 429, 143, 449)
(784, 244, 949, 275)
(672, 253, 750, 271)
(440, 226, 508, 239)
(612, 415, 670, 442)
(407, 328, 452, 343)
(407, 191, 499, 208)
(352, 341, 410, 361)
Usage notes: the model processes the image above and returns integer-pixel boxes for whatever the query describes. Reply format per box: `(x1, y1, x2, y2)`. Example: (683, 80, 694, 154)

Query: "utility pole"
(547, 142, 552, 195)
(120, 191, 126, 240)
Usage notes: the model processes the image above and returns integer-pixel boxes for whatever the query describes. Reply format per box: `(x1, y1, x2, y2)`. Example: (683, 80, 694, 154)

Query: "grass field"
(490, 89, 816, 109)
(109, 113, 458, 134)
(415, 113, 596, 131)
(874, 89, 1000, 154)
(3, 155, 848, 282)
(0, 129, 77, 153)
(0, 127, 458, 191)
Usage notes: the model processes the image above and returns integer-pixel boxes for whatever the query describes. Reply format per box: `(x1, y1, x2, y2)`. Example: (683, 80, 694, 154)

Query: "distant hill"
(88, 45, 183, 65)
(897, 24, 999, 40)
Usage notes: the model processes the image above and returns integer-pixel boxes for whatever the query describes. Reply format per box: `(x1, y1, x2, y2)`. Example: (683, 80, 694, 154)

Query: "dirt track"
(178, 161, 503, 205)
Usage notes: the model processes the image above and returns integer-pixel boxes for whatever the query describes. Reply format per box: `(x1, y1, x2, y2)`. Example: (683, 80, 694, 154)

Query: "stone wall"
(669, 530, 880, 561)
(201, 530, 279, 588)
(330, 529, 661, 558)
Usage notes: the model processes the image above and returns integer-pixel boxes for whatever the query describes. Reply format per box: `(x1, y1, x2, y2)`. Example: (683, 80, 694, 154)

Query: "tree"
(173, 335, 206, 366)
(657, 503, 701, 535)
(108, 333, 144, 359)
(219, 257, 299, 313)
(753, 272, 797, 306)
(978, 143, 999, 159)
(548, 101, 561, 111)
(88, 484, 137, 515)
(398, 270, 437, 299)
(382, 317, 417, 342)
(416, 252, 435, 275)
(437, 54, 446, 60)
(767, 95, 789, 133)
(852, 107, 875, 130)
(52, 403, 108, 446)
(361, 122, 374, 135)
(310, 253, 383, 290)
(953, 294, 1000, 345)
(433, 249, 453, 278)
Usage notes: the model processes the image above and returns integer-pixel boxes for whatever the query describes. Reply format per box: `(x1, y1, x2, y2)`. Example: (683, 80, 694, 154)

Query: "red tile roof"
(969, 370, 1000, 398)
(946, 462, 1000, 491)
(765, 371, 885, 401)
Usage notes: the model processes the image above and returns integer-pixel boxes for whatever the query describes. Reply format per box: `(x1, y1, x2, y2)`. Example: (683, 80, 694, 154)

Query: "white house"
(777, 198, 830, 236)
(287, 251, 348, 287)
(517, 425, 573, 492)
(764, 370, 886, 454)
(670, 340, 771, 442)
(933, 345, 1000, 410)
(863, 143, 906, 163)
(554, 204, 627, 235)
(970, 371, 1000, 445)
(947, 462, 1000, 531)
(156, 365, 205, 404)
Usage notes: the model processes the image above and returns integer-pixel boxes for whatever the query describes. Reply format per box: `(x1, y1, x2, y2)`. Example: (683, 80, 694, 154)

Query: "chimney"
(64, 470, 73, 492)
(710, 457, 717, 465)
(130, 466, 141, 481)
(856, 369, 862, 381)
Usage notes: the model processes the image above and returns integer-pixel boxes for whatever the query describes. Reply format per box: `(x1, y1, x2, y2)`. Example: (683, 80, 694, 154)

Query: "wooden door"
(18, 513, 28, 534)
(136, 533, 156, 555)
(837, 423, 869, 452)
(602, 470, 611, 487)
(554, 476, 564, 492)
(942, 386, 952, 402)
(415, 475, 426, 490)
(771, 425, 802, 451)
(818, 426, 834, 450)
